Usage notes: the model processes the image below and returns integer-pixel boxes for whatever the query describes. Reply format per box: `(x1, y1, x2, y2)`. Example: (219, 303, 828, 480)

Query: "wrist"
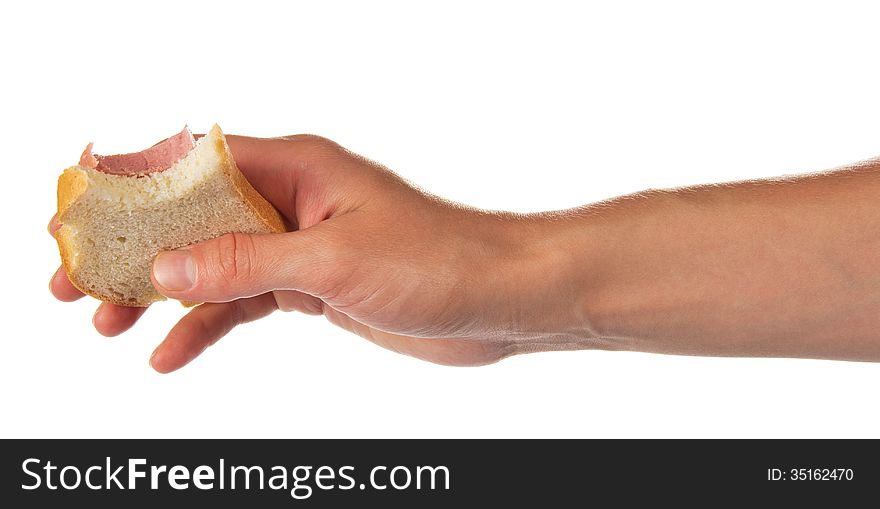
(475, 211, 601, 346)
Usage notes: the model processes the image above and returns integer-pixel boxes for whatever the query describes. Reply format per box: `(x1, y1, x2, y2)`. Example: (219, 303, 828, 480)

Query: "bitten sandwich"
(54, 125, 285, 306)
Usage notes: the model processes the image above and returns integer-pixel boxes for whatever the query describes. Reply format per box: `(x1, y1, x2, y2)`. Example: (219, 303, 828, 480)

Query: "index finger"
(48, 214, 61, 236)
(212, 134, 312, 220)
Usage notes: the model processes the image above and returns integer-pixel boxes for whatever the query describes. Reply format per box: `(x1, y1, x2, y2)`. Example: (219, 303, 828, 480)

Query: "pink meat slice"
(79, 126, 195, 176)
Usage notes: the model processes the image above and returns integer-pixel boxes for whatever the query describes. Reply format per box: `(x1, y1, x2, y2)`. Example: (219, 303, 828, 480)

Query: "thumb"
(151, 230, 334, 302)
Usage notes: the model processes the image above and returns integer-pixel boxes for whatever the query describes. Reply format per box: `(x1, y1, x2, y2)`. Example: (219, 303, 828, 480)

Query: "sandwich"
(54, 125, 285, 306)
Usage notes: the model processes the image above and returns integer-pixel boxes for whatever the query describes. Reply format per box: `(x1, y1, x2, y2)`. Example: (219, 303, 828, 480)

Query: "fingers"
(222, 133, 336, 183)
(48, 214, 61, 236)
(51, 262, 147, 334)
(49, 214, 85, 302)
(220, 135, 314, 218)
(48, 215, 84, 301)
(92, 302, 148, 337)
(49, 266, 85, 302)
(50, 216, 147, 332)
(151, 229, 337, 304)
(272, 290, 324, 315)
(149, 293, 278, 374)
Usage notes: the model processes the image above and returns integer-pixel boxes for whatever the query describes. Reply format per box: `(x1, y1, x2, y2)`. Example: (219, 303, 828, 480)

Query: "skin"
(49, 135, 880, 373)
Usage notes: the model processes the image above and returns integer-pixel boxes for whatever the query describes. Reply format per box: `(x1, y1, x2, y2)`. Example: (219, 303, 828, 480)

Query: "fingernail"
(153, 251, 195, 291)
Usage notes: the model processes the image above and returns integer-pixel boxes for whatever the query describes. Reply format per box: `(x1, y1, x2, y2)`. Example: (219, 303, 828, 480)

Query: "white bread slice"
(55, 124, 285, 306)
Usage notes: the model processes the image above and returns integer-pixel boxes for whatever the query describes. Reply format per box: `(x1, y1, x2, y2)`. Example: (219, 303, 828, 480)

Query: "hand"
(50, 135, 583, 373)
(55, 132, 880, 368)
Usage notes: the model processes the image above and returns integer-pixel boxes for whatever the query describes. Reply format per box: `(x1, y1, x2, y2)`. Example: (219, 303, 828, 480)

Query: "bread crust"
(57, 167, 88, 220)
(56, 167, 143, 306)
(54, 126, 286, 307)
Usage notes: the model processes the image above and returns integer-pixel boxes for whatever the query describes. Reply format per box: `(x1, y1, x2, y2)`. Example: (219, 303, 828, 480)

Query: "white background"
(2, 0, 879, 438)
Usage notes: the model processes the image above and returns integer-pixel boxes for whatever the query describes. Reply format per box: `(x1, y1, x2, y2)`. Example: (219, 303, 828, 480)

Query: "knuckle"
(207, 232, 258, 285)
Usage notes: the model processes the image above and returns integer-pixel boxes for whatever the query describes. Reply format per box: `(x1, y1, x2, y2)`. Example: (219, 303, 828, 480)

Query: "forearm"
(512, 160, 880, 361)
